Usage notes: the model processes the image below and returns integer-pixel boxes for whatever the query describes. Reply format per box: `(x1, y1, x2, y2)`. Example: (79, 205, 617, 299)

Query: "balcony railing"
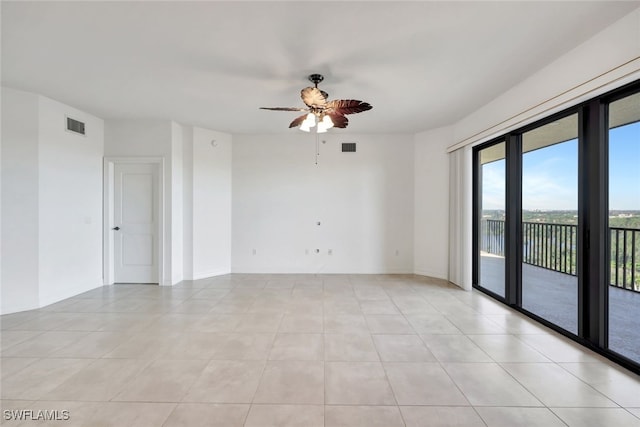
(611, 227, 639, 291)
(523, 221, 578, 276)
(481, 219, 640, 292)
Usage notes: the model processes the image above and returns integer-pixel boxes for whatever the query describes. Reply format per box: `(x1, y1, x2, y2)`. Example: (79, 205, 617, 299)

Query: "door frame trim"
(103, 156, 165, 286)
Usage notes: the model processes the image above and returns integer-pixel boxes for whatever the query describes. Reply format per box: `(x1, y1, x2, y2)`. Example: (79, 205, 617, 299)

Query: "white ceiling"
(2, 1, 638, 134)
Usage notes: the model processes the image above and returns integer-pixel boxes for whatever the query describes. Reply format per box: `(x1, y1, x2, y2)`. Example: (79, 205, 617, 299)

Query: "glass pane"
(478, 142, 506, 297)
(608, 92, 640, 363)
(521, 114, 578, 333)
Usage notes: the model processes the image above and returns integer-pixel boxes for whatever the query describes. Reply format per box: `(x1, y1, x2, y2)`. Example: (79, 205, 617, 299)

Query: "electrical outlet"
(252, 249, 257, 255)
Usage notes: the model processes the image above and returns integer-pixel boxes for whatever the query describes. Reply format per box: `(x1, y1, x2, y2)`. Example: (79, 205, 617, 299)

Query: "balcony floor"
(480, 254, 640, 364)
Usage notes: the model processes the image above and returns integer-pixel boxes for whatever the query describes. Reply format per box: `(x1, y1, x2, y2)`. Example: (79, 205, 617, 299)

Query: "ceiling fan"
(260, 74, 372, 132)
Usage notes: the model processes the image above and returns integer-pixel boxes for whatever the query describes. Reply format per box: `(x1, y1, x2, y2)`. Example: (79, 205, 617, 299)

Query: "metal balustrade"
(480, 219, 640, 292)
(611, 227, 640, 291)
(480, 219, 505, 256)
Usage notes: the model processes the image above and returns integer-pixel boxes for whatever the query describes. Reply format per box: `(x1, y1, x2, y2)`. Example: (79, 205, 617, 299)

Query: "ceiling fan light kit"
(260, 74, 372, 133)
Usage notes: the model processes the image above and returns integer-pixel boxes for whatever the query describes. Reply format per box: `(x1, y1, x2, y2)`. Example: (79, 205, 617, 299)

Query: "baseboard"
(413, 271, 466, 290)
(0, 301, 39, 315)
(413, 268, 448, 281)
(37, 281, 103, 311)
(230, 266, 415, 274)
(190, 269, 231, 280)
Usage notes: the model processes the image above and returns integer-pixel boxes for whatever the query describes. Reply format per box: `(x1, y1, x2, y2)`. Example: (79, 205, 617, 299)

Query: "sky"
(609, 122, 640, 210)
(481, 121, 639, 211)
(522, 139, 578, 211)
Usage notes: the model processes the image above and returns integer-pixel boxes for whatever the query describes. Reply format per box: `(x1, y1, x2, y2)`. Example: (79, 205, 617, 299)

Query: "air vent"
(66, 117, 85, 135)
(342, 142, 356, 152)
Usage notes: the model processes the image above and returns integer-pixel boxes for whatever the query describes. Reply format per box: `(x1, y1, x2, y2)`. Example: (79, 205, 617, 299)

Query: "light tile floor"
(1, 274, 639, 426)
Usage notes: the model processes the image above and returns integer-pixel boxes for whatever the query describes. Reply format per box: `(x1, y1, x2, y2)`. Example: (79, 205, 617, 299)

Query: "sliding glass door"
(608, 92, 640, 364)
(472, 81, 640, 373)
(521, 114, 579, 334)
(477, 142, 506, 297)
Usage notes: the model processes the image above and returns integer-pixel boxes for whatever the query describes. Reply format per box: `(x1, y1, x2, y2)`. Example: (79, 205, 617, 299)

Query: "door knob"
(112, 226, 120, 231)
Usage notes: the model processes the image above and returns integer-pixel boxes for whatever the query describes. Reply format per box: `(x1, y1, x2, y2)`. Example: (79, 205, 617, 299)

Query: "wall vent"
(342, 142, 356, 152)
(66, 117, 86, 135)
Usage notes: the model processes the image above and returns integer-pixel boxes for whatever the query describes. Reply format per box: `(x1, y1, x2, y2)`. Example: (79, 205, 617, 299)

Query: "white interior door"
(113, 163, 159, 283)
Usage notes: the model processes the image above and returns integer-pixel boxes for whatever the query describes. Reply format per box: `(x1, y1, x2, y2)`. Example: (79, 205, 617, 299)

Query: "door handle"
(112, 226, 120, 231)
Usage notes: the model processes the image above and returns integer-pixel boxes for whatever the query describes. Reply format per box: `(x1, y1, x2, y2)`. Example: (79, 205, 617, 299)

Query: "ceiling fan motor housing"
(308, 74, 324, 86)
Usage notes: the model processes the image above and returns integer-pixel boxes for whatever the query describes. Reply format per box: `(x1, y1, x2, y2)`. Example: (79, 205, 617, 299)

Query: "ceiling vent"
(342, 142, 356, 152)
(66, 117, 85, 135)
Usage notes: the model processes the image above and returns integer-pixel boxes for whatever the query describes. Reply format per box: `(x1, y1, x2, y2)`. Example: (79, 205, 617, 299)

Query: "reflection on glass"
(608, 92, 640, 363)
(478, 142, 506, 297)
(521, 114, 578, 333)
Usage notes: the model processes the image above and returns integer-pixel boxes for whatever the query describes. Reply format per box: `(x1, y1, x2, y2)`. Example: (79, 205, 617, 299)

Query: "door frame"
(103, 157, 165, 286)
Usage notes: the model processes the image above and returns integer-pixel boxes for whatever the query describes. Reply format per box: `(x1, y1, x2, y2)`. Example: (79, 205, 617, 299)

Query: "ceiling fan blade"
(301, 87, 327, 108)
(327, 113, 349, 128)
(289, 114, 308, 128)
(326, 99, 372, 115)
(259, 107, 308, 111)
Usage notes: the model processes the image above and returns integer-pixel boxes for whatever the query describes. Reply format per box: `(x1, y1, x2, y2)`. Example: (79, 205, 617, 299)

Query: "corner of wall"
(170, 121, 185, 284)
(190, 126, 233, 279)
(1, 88, 105, 313)
(413, 126, 453, 281)
(1, 87, 40, 314)
(182, 125, 195, 280)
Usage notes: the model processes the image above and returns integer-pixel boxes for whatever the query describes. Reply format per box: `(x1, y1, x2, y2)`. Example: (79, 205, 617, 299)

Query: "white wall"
(414, 127, 452, 280)
(1, 88, 40, 313)
(37, 96, 104, 305)
(0, 88, 2, 314)
(104, 120, 172, 157)
(171, 122, 184, 284)
(232, 133, 414, 274)
(190, 127, 232, 278)
(0, 89, 2, 310)
(1, 87, 104, 314)
(182, 125, 194, 280)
